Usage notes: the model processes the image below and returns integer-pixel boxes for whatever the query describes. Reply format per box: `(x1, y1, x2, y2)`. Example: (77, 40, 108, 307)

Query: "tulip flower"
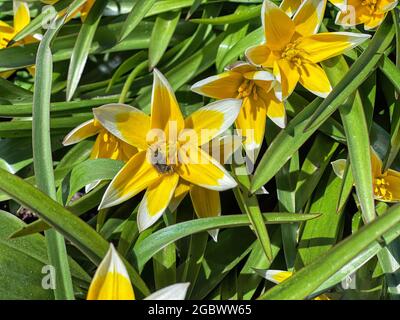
(191, 62, 284, 153)
(0, 1, 39, 78)
(334, 0, 398, 30)
(246, 0, 370, 99)
(87, 244, 189, 300)
(263, 270, 331, 300)
(93, 69, 240, 231)
(332, 148, 400, 202)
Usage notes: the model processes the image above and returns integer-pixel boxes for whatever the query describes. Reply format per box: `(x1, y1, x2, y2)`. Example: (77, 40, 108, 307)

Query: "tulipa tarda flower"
(0, 1, 39, 78)
(191, 62, 284, 153)
(93, 69, 240, 231)
(87, 244, 189, 300)
(334, 0, 398, 30)
(246, 0, 371, 99)
(332, 148, 400, 202)
(263, 270, 331, 300)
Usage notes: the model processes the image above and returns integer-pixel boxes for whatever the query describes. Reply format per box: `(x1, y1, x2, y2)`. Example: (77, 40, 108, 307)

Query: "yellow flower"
(334, 0, 398, 30)
(0, 1, 38, 78)
(87, 244, 190, 300)
(63, 117, 137, 163)
(263, 270, 331, 300)
(332, 148, 400, 202)
(371, 149, 400, 202)
(191, 62, 285, 153)
(87, 244, 135, 300)
(93, 69, 240, 231)
(246, 0, 370, 99)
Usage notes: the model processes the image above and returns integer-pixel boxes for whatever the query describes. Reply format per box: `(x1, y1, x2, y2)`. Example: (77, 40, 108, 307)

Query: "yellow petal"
(93, 103, 150, 150)
(363, 13, 386, 30)
(183, 99, 242, 146)
(80, 0, 95, 22)
(273, 59, 300, 100)
(329, 0, 347, 11)
(169, 180, 191, 212)
(87, 244, 135, 300)
(383, 170, 400, 202)
(227, 61, 257, 74)
(191, 72, 243, 99)
(99, 151, 160, 209)
(280, 0, 302, 16)
(90, 129, 137, 162)
(13, 1, 30, 34)
(297, 32, 371, 64)
(259, 89, 287, 128)
(262, 0, 295, 50)
(63, 119, 99, 146)
(236, 96, 267, 152)
(176, 147, 237, 191)
(151, 69, 185, 136)
(264, 270, 293, 284)
(245, 45, 280, 68)
(0, 21, 15, 49)
(293, 0, 326, 36)
(137, 173, 180, 231)
(190, 185, 221, 241)
(298, 62, 332, 98)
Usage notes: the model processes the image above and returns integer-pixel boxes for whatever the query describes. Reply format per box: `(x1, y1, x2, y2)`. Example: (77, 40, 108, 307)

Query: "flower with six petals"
(191, 62, 285, 154)
(246, 0, 370, 99)
(93, 69, 240, 231)
(87, 244, 190, 300)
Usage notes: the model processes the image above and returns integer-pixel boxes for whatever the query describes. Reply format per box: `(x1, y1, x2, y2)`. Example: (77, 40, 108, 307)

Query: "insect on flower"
(191, 62, 284, 154)
(93, 69, 241, 231)
(87, 244, 189, 300)
(246, 0, 371, 99)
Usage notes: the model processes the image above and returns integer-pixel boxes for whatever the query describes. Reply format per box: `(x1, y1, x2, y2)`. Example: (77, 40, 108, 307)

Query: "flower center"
(374, 177, 393, 201)
(281, 42, 307, 67)
(361, 0, 378, 13)
(149, 142, 177, 174)
(237, 79, 258, 100)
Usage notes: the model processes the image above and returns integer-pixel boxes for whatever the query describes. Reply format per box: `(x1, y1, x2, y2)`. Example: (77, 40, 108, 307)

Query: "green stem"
(32, 16, 74, 300)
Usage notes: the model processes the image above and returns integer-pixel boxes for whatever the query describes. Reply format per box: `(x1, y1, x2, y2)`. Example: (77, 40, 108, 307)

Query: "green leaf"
(304, 17, 395, 133)
(0, 210, 90, 299)
(119, 0, 158, 41)
(190, 4, 261, 24)
(0, 77, 32, 102)
(0, 168, 150, 298)
(131, 212, 320, 271)
(32, 14, 75, 300)
(63, 158, 123, 203)
(259, 203, 400, 300)
(66, 0, 108, 101)
(149, 11, 181, 69)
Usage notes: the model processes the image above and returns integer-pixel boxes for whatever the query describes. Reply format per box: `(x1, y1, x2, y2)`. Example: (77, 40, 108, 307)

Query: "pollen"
(374, 177, 393, 201)
(237, 79, 258, 100)
(361, 0, 378, 13)
(281, 42, 308, 67)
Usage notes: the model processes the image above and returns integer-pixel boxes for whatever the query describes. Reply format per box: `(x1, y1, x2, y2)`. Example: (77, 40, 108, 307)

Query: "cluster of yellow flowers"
(1, 0, 399, 300)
